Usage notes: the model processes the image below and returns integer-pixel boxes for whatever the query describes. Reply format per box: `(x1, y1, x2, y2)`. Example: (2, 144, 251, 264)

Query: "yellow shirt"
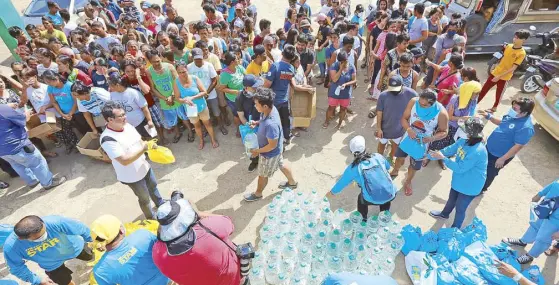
(40, 29, 68, 44)
(204, 53, 222, 72)
(245, 60, 270, 77)
(186, 39, 196, 50)
(491, 44, 526, 81)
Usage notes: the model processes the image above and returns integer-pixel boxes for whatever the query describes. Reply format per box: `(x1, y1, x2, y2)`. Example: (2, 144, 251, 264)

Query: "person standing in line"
(478, 29, 530, 113)
(477, 97, 535, 193)
(323, 51, 356, 130)
(3, 215, 92, 285)
(236, 74, 264, 172)
(100, 101, 165, 219)
(407, 3, 428, 49)
(243, 88, 297, 202)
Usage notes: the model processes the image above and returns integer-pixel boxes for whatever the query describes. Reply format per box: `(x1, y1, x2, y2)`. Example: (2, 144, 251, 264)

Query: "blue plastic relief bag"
(431, 254, 460, 285)
(419, 230, 439, 253)
(463, 241, 516, 285)
(402, 225, 423, 255)
(437, 227, 463, 243)
(453, 256, 489, 285)
(521, 265, 545, 285)
(490, 242, 521, 271)
(462, 217, 488, 246)
(437, 236, 464, 262)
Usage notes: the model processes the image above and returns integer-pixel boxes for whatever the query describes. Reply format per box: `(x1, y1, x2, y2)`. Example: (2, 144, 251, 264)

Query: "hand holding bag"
(399, 133, 427, 160)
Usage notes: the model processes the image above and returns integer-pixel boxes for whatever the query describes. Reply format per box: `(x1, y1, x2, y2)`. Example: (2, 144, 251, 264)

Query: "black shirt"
(316, 25, 331, 47)
(235, 91, 260, 122)
(300, 48, 315, 73)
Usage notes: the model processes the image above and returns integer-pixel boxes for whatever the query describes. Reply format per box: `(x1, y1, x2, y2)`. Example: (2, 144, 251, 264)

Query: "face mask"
(302, 28, 310, 34)
(416, 100, 439, 120)
(506, 107, 519, 118)
(31, 231, 48, 243)
(447, 31, 457, 37)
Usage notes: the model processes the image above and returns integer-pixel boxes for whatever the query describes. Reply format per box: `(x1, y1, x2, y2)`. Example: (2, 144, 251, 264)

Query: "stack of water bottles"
(249, 188, 404, 285)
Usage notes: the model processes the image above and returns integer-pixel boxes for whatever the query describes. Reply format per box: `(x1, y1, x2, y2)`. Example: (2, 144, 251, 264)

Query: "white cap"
(349, 135, 366, 154)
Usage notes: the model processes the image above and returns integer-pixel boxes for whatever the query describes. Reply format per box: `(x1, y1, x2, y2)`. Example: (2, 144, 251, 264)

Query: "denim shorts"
(226, 99, 239, 117)
(162, 107, 188, 129)
(395, 146, 423, 170)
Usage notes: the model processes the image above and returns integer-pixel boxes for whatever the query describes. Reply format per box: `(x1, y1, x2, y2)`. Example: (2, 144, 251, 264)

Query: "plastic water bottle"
(292, 208, 303, 221)
(272, 195, 284, 207)
(244, 131, 259, 159)
(378, 227, 390, 241)
(333, 209, 347, 228)
(252, 251, 266, 270)
(295, 262, 311, 276)
(282, 188, 295, 200)
(279, 220, 291, 234)
(320, 220, 332, 233)
(327, 242, 340, 257)
(286, 198, 296, 210)
(354, 232, 367, 247)
(341, 238, 353, 254)
(265, 215, 278, 228)
(260, 226, 273, 240)
(392, 234, 405, 251)
(302, 233, 314, 248)
(307, 273, 321, 285)
(295, 191, 305, 205)
(249, 267, 266, 285)
(367, 234, 380, 249)
(279, 208, 289, 221)
(355, 244, 366, 262)
(329, 229, 342, 243)
(379, 258, 395, 276)
(371, 247, 381, 258)
(301, 200, 313, 212)
(320, 208, 333, 221)
(309, 189, 319, 204)
(299, 247, 312, 264)
(257, 238, 271, 252)
(362, 258, 375, 274)
(388, 220, 402, 235)
(355, 221, 367, 237)
(328, 256, 343, 272)
(312, 256, 327, 275)
(291, 276, 307, 285)
(366, 215, 380, 235)
(319, 197, 331, 209)
(283, 243, 297, 260)
(277, 273, 289, 285)
(304, 209, 317, 224)
(314, 243, 325, 257)
(344, 254, 358, 272)
(279, 259, 294, 273)
(292, 219, 303, 233)
(285, 231, 300, 247)
(317, 231, 327, 244)
(341, 219, 353, 237)
(387, 243, 399, 258)
(266, 263, 280, 285)
(350, 211, 363, 224)
(268, 248, 280, 263)
(378, 211, 392, 226)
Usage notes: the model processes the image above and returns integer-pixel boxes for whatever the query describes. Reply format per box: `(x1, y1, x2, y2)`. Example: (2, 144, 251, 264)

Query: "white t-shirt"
(339, 33, 361, 50)
(110, 88, 147, 127)
(26, 83, 54, 122)
(95, 35, 120, 51)
(271, 48, 282, 62)
(187, 62, 218, 99)
(77, 87, 111, 116)
(201, 11, 224, 22)
(101, 123, 150, 183)
(319, 5, 332, 15)
(155, 14, 166, 32)
(37, 63, 59, 77)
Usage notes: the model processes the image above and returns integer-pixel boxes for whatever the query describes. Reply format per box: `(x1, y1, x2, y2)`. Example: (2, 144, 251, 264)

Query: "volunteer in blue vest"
(477, 98, 535, 193)
(3, 215, 93, 285)
(90, 214, 169, 285)
(427, 117, 488, 229)
(326, 135, 396, 220)
(503, 179, 559, 264)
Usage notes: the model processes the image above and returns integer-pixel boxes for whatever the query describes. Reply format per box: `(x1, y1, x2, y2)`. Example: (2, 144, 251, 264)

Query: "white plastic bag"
(529, 202, 538, 223)
(405, 251, 436, 285)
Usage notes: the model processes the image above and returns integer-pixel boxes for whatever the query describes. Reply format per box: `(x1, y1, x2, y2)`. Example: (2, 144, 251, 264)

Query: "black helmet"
(355, 4, 364, 12)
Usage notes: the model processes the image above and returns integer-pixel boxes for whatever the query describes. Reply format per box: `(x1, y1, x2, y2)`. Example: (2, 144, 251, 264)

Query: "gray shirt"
(409, 17, 428, 47)
(110, 88, 148, 127)
(434, 33, 459, 62)
(376, 87, 418, 139)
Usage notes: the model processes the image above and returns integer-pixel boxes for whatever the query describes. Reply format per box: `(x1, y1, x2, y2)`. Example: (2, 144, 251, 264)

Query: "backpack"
(534, 197, 559, 220)
(358, 154, 396, 203)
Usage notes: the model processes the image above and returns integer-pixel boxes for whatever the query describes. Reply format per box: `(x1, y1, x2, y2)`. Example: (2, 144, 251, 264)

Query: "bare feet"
(404, 182, 413, 196)
(212, 140, 219, 148)
(322, 122, 329, 129)
(198, 140, 205, 150)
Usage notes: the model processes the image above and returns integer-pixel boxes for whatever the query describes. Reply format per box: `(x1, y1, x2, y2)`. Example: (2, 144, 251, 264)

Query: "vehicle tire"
(465, 14, 487, 43)
(521, 73, 543, 93)
(487, 58, 499, 76)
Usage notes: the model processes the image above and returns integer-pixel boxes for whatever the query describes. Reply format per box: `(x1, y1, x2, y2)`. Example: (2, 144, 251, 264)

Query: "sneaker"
(517, 254, 534, 264)
(248, 161, 258, 172)
(44, 176, 67, 190)
(429, 210, 449, 219)
(0, 181, 9, 189)
(502, 237, 527, 247)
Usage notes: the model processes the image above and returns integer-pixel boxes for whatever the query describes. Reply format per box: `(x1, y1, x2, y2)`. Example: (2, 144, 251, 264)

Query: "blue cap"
(141, 1, 152, 8)
(386, 75, 403, 92)
(243, 74, 263, 88)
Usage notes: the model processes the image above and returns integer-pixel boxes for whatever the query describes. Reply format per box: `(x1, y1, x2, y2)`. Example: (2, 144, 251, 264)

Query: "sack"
(453, 256, 489, 285)
(431, 255, 460, 285)
(402, 225, 423, 255)
(419, 230, 439, 253)
(533, 197, 559, 219)
(463, 241, 516, 285)
(462, 217, 487, 246)
(358, 154, 396, 203)
(490, 242, 521, 271)
(404, 251, 434, 285)
(0, 224, 14, 247)
(146, 140, 175, 164)
(521, 265, 545, 285)
(399, 134, 427, 160)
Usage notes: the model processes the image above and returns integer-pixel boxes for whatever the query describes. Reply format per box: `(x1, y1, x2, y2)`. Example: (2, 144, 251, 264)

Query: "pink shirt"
(376, 31, 388, 60)
(436, 65, 461, 106)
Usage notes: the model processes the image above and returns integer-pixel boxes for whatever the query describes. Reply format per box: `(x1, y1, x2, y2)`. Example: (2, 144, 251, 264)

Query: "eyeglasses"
(114, 113, 126, 118)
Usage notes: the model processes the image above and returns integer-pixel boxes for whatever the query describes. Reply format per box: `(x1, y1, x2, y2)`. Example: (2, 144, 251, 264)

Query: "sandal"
(364, 78, 370, 83)
(187, 131, 195, 143)
(0, 181, 9, 189)
(322, 122, 329, 129)
(292, 130, 301, 137)
(502, 238, 527, 247)
(279, 181, 298, 189)
(368, 111, 376, 119)
(438, 160, 447, 170)
(422, 159, 431, 167)
(220, 126, 229, 135)
(173, 132, 183, 143)
(244, 193, 263, 202)
(544, 247, 559, 256)
(404, 183, 413, 196)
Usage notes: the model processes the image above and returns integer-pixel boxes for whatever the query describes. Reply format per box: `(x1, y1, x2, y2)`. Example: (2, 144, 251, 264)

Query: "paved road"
(1, 0, 558, 284)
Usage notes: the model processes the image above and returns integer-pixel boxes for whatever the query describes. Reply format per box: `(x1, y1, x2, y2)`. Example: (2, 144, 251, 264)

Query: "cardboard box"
(291, 90, 317, 128)
(77, 132, 111, 162)
(26, 112, 61, 138)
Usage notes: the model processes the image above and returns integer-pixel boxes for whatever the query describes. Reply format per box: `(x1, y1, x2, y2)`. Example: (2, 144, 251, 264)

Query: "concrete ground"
(1, 0, 559, 284)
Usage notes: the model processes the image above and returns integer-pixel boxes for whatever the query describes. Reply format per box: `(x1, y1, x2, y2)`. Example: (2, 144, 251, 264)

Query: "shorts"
(395, 146, 423, 170)
(46, 245, 93, 285)
(217, 90, 228, 107)
(188, 107, 211, 123)
(226, 99, 239, 117)
(258, 154, 284, 178)
(162, 107, 188, 129)
(328, 97, 351, 108)
(148, 105, 163, 128)
(378, 136, 403, 145)
(135, 118, 150, 137)
(207, 98, 221, 117)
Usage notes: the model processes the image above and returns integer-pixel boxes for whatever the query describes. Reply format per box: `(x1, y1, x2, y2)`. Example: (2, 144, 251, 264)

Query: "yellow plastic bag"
(88, 220, 160, 284)
(146, 140, 175, 164)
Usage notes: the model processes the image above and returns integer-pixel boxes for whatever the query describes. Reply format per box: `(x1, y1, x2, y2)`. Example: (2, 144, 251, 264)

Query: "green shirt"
(173, 50, 191, 64)
(219, 65, 246, 102)
(148, 63, 180, 110)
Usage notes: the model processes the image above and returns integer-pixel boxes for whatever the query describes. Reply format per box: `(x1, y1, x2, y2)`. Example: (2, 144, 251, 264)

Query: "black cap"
(410, 47, 425, 58)
(253, 44, 265, 56)
(386, 74, 403, 92)
(191, 48, 203, 60)
(355, 4, 364, 12)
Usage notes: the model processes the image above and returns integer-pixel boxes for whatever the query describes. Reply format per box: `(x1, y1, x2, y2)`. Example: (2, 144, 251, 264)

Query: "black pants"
(0, 157, 18, 177)
(45, 245, 93, 285)
(482, 151, 513, 191)
(275, 102, 291, 141)
(357, 193, 392, 220)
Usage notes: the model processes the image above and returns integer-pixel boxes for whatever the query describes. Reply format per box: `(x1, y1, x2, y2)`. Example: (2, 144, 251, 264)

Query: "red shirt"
(152, 216, 241, 285)
(122, 74, 156, 107)
(253, 34, 263, 47)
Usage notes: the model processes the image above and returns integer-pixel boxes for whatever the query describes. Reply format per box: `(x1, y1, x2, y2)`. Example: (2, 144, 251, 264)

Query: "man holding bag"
(100, 101, 165, 220)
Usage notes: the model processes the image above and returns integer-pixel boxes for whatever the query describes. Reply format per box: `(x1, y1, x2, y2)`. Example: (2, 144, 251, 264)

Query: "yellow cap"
(90, 215, 122, 242)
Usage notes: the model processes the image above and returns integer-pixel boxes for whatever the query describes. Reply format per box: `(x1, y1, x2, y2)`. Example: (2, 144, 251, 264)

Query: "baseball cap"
(355, 4, 364, 12)
(386, 74, 403, 92)
(349, 135, 366, 154)
(191, 48, 203, 60)
(90, 215, 122, 242)
(243, 74, 264, 88)
(410, 47, 425, 58)
(141, 1, 152, 8)
(253, 44, 265, 55)
(316, 13, 327, 22)
(300, 19, 311, 27)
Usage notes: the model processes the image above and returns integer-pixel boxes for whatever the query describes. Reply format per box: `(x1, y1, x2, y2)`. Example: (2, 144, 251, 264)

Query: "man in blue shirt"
(478, 97, 535, 193)
(244, 88, 297, 202)
(3, 215, 93, 285)
(46, 1, 64, 28)
(100, 0, 122, 21)
(264, 45, 297, 143)
(0, 104, 66, 189)
(90, 215, 169, 285)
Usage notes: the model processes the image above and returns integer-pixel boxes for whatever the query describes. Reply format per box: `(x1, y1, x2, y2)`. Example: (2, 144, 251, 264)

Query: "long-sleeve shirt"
(3, 216, 92, 285)
(537, 180, 559, 222)
(439, 140, 488, 196)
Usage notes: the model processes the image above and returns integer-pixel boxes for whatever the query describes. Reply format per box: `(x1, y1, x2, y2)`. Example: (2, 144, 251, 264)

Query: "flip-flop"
(279, 181, 298, 189)
(368, 111, 375, 118)
(212, 141, 219, 148)
(422, 159, 430, 168)
(220, 127, 229, 135)
(244, 193, 263, 202)
(0, 181, 9, 189)
(544, 248, 559, 256)
(404, 183, 413, 196)
(187, 132, 195, 143)
(173, 132, 183, 143)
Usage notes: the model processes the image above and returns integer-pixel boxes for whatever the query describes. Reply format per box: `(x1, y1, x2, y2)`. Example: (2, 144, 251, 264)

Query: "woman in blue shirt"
(327, 136, 396, 220)
(324, 51, 356, 130)
(428, 117, 488, 228)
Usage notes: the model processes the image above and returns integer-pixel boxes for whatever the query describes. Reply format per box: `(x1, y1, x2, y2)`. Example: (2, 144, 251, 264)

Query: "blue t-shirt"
(47, 82, 76, 114)
(486, 115, 535, 158)
(91, 71, 109, 90)
(0, 104, 31, 156)
(409, 16, 428, 47)
(266, 61, 295, 105)
(93, 230, 169, 285)
(325, 44, 337, 63)
(328, 62, 355, 99)
(46, 12, 63, 26)
(257, 106, 283, 158)
(284, 21, 293, 32)
(176, 76, 207, 113)
(350, 14, 364, 36)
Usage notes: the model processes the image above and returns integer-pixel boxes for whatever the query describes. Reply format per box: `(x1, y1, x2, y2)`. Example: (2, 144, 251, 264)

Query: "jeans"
(122, 168, 165, 219)
(521, 218, 559, 257)
(482, 151, 513, 191)
(357, 193, 392, 220)
(319, 62, 326, 77)
(275, 102, 291, 141)
(440, 188, 476, 228)
(1, 145, 53, 187)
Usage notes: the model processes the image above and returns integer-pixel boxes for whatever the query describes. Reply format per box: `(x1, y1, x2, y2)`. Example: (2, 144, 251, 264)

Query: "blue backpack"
(534, 197, 559, 219)
(358, 154, 396, 204)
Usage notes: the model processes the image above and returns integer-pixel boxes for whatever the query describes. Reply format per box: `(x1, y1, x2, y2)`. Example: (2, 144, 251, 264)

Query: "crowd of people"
(0, 0, 558, 284)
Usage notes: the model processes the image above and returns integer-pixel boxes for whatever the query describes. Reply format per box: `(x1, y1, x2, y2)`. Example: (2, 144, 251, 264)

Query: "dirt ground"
(1, 0, 558, 284)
